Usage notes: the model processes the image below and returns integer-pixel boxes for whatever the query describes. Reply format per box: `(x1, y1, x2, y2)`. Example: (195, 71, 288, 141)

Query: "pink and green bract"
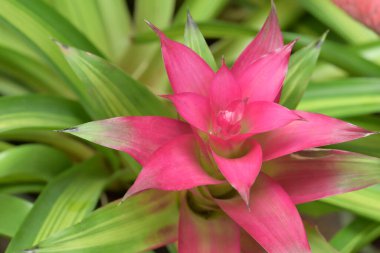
(64, 6, 380, 253)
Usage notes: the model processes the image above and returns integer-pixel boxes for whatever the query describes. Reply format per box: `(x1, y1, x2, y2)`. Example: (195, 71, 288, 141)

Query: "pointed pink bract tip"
(240, 191, 251, 211)
(145, 20, 166, 39)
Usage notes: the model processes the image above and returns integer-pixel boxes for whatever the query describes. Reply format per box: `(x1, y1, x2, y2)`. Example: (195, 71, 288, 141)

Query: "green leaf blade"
(36, 192, 178, 253)
(281, 32, 325, 109)
(0, 95, 89, 133)
(6, 157, 109, 253)
(59, 44, 172, 119)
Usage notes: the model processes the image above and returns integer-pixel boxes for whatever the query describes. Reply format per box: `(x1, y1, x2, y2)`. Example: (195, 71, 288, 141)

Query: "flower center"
(213, 100, 246, 138)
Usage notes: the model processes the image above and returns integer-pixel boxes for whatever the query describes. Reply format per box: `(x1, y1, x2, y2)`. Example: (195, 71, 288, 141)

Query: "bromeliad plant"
(2, 0, 380, 252)
(60, 6, 380, 253)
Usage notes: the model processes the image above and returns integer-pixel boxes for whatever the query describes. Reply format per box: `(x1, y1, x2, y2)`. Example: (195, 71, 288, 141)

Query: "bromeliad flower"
(62, 5, 380, 253)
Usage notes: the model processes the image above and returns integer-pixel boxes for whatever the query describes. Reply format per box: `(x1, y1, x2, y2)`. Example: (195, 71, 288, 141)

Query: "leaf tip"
(54, 127, 79, 133)
(52, 38, 71, 53)
(315, 30, 329, 48)
(23, 247, 38, 253)
(186, 10, 197, 28)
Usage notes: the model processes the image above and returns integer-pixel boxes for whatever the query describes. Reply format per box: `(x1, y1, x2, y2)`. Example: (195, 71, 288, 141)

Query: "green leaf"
(296, 0, 377, 44)
(0, 45, 73, 96)
(329, 134, 380, 159)
(174, 0, 228, 24)
(35, 192, 178, 253)
(6, 156, 109, 253)
(298, 201, 340, 218)
(185, 12, 217, 71)
(0, 95, 89, 133)
(0, 141, 13, 152)
(298, 78, 380, 117)
(284, 32, 380, 77)
(0, 194, 32, 237)
(0, 183, 44, 195)
(305, 224, 339, 253)
(0, 130, 95, 161)
(58, 44, 172, 119)
(121, 0, 175, 93)
(48, 0, 131, 63)
(0, 78, 30, 96)
(0, 0, 107, 112)
(281, 32, 326, 109)
(330, 217, 380, 253)
(321, 187, 380, 222)
(0, 144, 71, 184)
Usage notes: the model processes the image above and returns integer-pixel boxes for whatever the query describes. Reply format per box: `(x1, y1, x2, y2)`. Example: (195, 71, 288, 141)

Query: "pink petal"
(236, 42, 295, 102)
(216, 174, 311, 253)
(165, 93, 211, 132)
(242, 101, 301, 135)
(62, 116, 191, 165)
(212, 140, 262, 205)
(124, 134, 222, 198)
(232, 4, 284, 76)
(257, 111, 373, 161)
(333, 0, 380, 34)
(210, 64, 241, 112)
(265, 149, 380, 204)
(179, 193, 240, 253)
(147, 22, 214, 96)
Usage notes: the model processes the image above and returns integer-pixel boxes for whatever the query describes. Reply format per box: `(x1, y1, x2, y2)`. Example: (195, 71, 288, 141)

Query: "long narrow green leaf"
(281, 32, 326, 109)
(0, 144, 71, 184)
(284, 32, 380, 77)
(0, 45, 72, 96)
(6, 157, 109, 253)
(48, 0, 131, 63)
(0, 0, 108, 115)
(58, 44, 172, 119)
(329, 134, 380, 159)
(298, 78, 380, 117)
(35, 192, 178, 253)
(296, 0, 377, 44)
(0, 78, 30, 96)
(321, 187, 380, 222)
(0, 95, 89, 133)
(0, 130, 94, 161)
(121, 0, 175, 93)
(306, 224, 339, 253)
(330, 217, 380, 253)
(0, 194, 32, 237)
(174, 0, 228, 24)
(0, 184, 44, 195)
(185, 12, 217, 70)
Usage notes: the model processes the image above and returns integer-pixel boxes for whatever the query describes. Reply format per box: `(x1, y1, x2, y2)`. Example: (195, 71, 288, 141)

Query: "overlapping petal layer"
(166, 93, 211, 132)
(147, 22, 214, 96)
(212, 140, 262, 206)
(216, 174, 311, 253)
(124, 134, 222, 198)
(232, 5, 283, 76)
(242, 101, 300, 135)
(256, 111, 373, 161)
(179, 195, 240, 253)
(236, 42, 295, 102)
(265, 149, 380, 204)
(61, 116, 191, 164)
